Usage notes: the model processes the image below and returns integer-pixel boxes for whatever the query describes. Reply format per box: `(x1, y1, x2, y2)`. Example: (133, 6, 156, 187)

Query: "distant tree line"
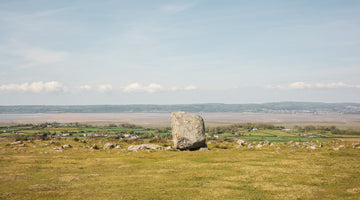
(294, 125, 360, 135)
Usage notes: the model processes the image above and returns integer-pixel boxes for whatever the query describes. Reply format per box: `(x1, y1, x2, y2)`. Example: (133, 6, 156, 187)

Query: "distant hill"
(1, 102, 360, 114)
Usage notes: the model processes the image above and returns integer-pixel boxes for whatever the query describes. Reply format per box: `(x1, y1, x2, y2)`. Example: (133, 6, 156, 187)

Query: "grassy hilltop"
(1, 122, 360, 199)
(1, 139, 360, 200)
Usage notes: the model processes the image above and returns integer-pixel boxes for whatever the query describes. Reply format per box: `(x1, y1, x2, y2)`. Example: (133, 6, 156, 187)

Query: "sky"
(0, 0, 360, 105)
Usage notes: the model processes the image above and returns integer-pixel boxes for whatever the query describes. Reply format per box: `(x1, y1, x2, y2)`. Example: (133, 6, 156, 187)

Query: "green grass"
(1, 139, 360, 200)
(237, 136, 316, 143)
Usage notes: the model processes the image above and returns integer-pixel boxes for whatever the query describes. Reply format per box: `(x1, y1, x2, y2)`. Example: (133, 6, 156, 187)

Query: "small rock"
(127, 144, 164, 151)
(333, 148, 339, 151)
(103, 143, 115, 150)
(199, 147, 210, 152)
(164, 146, 172, 150)
(237, 140, 246, 146)
(291, 142, 301, 148)
(11, 141, 22, 145)
(62, 144, 72, 149)
(263, 140, 270, 146)
(247, 143, 254, 149)
(255, 144, 263, 149)
(81, 140, 87, 143)
(90, 144, 99, 150)
(310, 145, 317, 150)
(352, 143, 360, 148)
(339, 145, 345, 148)
(115, 144, 121, 149)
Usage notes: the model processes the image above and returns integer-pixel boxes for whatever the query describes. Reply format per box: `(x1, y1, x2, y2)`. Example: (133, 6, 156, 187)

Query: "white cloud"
(98, 84, 113, 92)
(265, 82, 360, 90)
(123, 82, 142, 92)
(79, 84, 92, 91)
(77, 84, 116, 93)
(145, 83, 163, 93)
(288, 82, 312, 89)
(184, 85, 197, 90)
(166, 85, 199, 92)
(314, 82, 355, 88)
(122, 83, 163, 93)
(0, 81, 64, 93)
(0, 82, 197, 94)
(122, 83, 198, 93)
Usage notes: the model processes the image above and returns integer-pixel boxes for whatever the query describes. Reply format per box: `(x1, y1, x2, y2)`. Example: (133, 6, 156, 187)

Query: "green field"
(1, 122, 359, 143)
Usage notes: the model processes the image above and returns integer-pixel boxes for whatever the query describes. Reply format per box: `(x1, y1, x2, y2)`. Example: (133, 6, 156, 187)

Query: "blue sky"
(0, 0, 360, 105)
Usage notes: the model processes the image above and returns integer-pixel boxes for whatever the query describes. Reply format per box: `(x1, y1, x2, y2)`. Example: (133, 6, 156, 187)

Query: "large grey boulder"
(171, 112, 207, 150)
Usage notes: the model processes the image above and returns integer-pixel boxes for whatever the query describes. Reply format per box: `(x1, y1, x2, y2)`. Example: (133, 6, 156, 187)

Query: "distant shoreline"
(1, 102, 360, 114)
(1, 112, 360, 129)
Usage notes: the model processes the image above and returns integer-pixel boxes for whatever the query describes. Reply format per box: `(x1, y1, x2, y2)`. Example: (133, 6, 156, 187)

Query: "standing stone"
(171, 112, 206, 150)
